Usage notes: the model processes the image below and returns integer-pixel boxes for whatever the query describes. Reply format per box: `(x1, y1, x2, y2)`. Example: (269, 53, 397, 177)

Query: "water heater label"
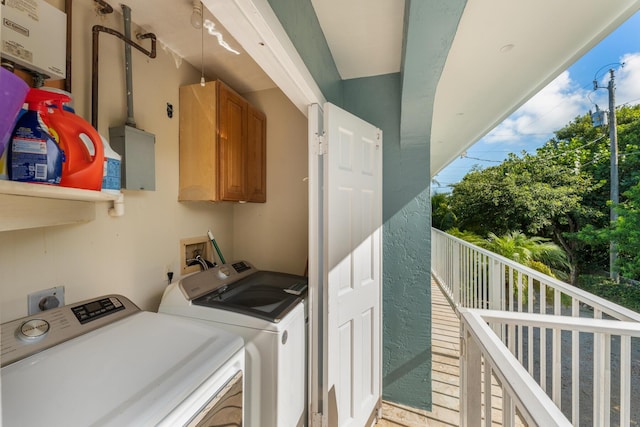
(2, 40, 32, 63)
(5, 0, 39, 22)
(2, 18, 29, 36)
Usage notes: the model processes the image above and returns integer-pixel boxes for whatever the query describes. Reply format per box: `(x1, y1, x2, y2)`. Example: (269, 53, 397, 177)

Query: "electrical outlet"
(164, 264, 175, 284)
(28, 286, 65, 315)
(180, 236, 213, 275)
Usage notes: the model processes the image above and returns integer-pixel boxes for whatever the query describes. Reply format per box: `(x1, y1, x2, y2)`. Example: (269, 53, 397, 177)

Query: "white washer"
(159, 260, 307, 427)
(1, 294, 244, 427)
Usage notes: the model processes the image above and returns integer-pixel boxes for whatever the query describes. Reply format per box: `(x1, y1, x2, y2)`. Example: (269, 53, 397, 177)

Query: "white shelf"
(0, 180, 120, 202)
(0, 180, 124, 232)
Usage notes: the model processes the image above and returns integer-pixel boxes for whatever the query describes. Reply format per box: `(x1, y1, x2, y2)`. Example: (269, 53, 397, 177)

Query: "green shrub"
(578, 274, 640, 313)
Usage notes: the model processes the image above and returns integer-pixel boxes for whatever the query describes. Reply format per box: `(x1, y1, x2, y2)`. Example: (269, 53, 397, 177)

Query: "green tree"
(480, 231, 570, 278)
(447, 105, 640, 282)
(431, 193, 457, 230)
(445, 227, 486, 246)
(541, 106, 640, 206)
(540, 105, 640, 277)
(609, 183, 640, 279)
(449, 153, 594, 283)
(450, 154, 593, 235)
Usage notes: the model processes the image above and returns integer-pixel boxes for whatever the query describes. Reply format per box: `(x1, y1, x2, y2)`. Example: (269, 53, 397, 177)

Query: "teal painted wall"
(268, 0, 433, 411)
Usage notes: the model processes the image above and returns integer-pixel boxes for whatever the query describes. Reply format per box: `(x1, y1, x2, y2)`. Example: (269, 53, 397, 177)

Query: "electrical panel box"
(1, 0, 67, 79)
(109, 125, 156, 191)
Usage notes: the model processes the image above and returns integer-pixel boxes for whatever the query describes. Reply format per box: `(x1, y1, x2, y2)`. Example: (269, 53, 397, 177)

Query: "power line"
(579, 149, 640, 168)
(540, 135, 607, 160)
(620, 97, 640, 107)
(460, 154, 502, 163)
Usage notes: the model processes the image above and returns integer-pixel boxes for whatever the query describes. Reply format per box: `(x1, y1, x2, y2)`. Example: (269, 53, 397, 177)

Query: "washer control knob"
(17, 319, 50, 342)
(217, 266, 231, 279)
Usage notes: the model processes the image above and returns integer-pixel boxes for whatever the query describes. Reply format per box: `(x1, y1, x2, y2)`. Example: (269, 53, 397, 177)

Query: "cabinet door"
(246, 106, 266, 203)
(179, 83, 218, 201)
(218, 83, 247, 201)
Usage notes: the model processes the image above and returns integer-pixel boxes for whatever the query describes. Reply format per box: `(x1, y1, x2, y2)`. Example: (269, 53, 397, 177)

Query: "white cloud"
(616, 53, 640, 106)
(482, 53, 640, 148)
(483, 70, 592, 145)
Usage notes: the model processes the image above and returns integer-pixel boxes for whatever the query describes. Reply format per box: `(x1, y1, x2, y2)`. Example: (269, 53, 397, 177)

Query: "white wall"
(0, 1, 308, 322)
(237, 89, 309, 275)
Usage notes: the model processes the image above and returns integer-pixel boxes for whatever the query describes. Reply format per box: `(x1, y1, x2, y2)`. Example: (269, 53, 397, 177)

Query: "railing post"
(593, 331, 611, 427)
(489, 259, 503, 337)
(453, 241, 461, 305)
(489, 259, 501, 311)
(460, 323, 482, 427)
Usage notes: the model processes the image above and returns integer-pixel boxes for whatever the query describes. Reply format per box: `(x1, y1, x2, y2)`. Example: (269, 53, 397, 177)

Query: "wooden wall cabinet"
(179, 80, 266, 203)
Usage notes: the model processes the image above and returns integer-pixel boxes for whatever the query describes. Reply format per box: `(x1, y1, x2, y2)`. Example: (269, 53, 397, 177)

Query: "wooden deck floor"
(376, 278, 460, 427)
(377, 279, 519, 427)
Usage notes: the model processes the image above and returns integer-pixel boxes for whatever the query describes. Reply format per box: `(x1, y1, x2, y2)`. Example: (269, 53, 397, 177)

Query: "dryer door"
(188, 371, 243, 427)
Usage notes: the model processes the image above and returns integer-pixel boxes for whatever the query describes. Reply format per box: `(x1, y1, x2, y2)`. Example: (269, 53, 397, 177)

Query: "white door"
(313, 102, 382, 427)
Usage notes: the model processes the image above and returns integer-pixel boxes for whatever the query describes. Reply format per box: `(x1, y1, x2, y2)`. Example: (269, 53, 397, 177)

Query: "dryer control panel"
(1, 295, 139, 368)
(71, 296, 126, 324)
(180, 260, 258, 300)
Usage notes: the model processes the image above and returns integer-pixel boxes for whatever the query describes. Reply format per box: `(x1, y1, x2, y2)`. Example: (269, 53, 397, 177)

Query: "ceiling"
(116, 0, 640, 176)
(112, 0, 275, 94)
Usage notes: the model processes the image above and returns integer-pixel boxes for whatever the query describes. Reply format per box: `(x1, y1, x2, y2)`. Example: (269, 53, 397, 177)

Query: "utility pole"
(594, 69, 619, 281)
(608, 69, 619, 282)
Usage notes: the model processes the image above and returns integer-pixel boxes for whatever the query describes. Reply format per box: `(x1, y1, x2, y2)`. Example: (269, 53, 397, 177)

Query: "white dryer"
(159, 260, 308, 427)
(1, 294, 244, 426)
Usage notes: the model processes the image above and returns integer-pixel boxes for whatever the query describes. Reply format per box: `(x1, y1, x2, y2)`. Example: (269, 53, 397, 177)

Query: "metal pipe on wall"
(65, 0, 72, 93)
(122, 4, 136, 128)
(66, 0, 116, 93)
(93, 0, 113, 14)
(91, 23, 156, 129)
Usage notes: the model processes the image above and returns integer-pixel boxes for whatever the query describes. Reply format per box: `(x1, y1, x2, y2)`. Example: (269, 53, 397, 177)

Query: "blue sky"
(432, 11, 640, 193)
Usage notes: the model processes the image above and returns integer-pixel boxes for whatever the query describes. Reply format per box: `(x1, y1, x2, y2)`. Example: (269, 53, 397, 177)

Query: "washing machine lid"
(192, 270, 307, 322)
(2, 310, 244, 427)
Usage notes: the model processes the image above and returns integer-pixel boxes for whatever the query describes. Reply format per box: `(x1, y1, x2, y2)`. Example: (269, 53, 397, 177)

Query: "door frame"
(308, 103, 328, 426)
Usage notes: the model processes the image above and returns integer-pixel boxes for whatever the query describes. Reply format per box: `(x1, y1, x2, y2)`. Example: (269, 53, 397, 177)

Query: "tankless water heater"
(1, 0, 66, 80)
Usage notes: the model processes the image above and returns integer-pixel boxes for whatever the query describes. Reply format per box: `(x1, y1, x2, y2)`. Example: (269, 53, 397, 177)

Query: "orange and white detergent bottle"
(10, 88, 105, 190)
(47, 97, 104, 191)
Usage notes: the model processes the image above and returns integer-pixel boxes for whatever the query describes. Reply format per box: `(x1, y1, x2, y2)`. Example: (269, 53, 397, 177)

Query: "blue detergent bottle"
(9, 89, 66, 185)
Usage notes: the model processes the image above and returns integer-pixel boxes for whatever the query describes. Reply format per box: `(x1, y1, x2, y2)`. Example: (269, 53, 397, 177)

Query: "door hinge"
(315, 133, 326, 156)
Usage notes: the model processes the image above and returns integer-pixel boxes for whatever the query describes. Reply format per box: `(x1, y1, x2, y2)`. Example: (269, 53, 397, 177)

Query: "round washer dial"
(18, 319, 50, 341)
(217, 266, 231, 279)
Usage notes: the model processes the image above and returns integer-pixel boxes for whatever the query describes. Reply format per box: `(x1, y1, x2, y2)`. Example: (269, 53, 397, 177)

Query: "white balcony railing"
(431, 228, 640, 426)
